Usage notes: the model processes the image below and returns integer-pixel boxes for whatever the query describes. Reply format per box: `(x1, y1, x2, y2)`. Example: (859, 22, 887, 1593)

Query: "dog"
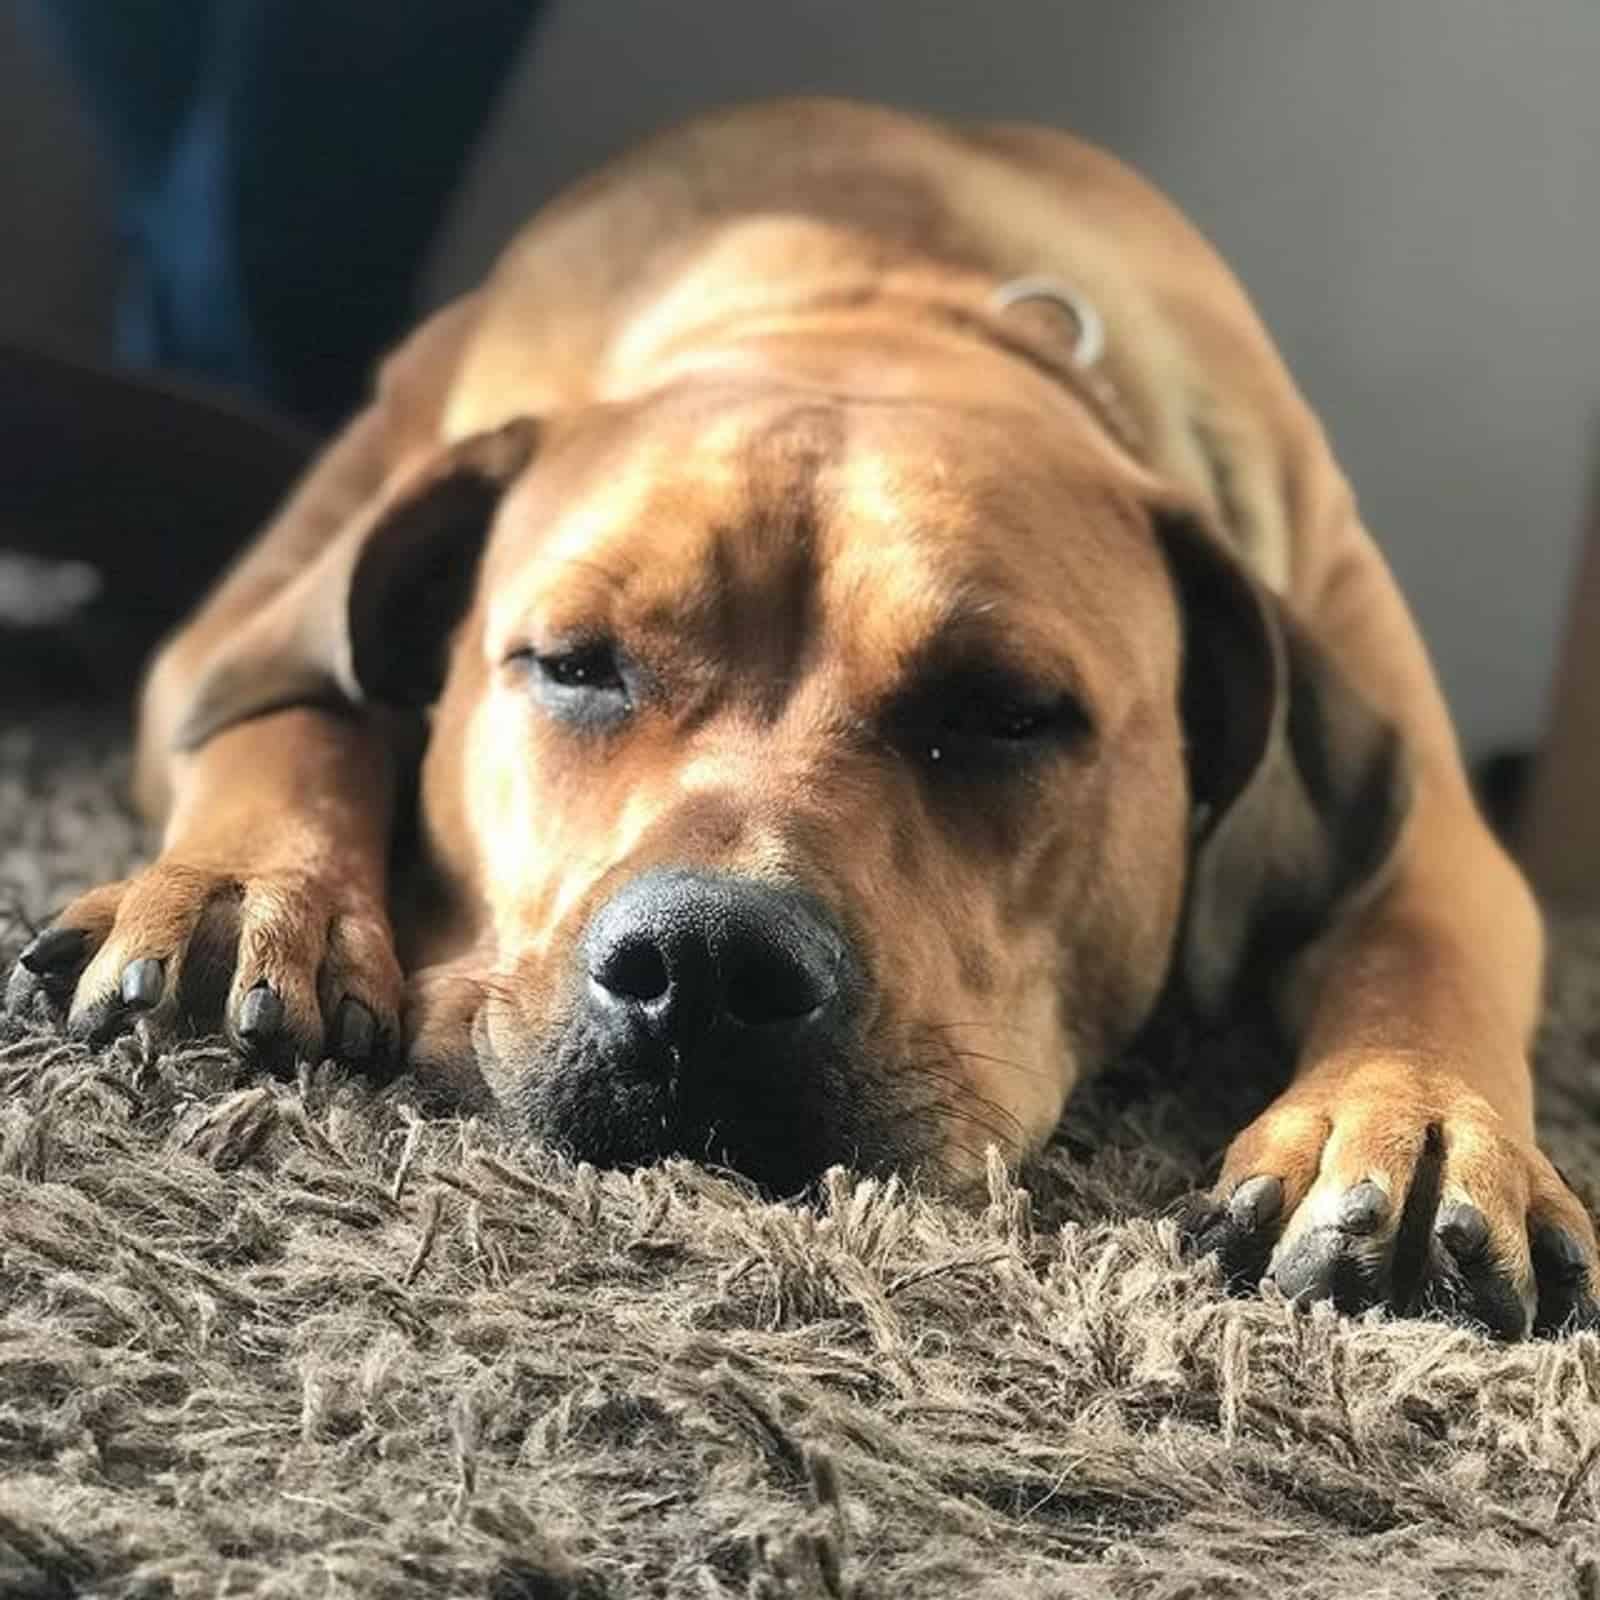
(7, 98, 1592, 1338)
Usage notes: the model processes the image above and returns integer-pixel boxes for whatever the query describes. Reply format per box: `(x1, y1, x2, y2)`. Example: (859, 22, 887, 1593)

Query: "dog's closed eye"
(891, 667, 1094, 770)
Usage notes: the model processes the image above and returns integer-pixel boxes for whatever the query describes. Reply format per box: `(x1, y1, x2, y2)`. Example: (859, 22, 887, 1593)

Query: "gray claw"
(1533, 1222, 1588, 1278)
(120, 958, 165, 1011)
(336, 997, 376, 1061)
(6, 961, 43, 1016)
(1273, 1224, 1383, 1312)
(1530, 1222, 1595, 1339)
(237, 982, 284, 1046)
(1436, 1201, 1490, 1261)
(1228, 1174, 1284, 1232)
(1422, 1203, 1527, 1340)
(1338, 1180, 1391, 1237)
(19, 927, 88, 975)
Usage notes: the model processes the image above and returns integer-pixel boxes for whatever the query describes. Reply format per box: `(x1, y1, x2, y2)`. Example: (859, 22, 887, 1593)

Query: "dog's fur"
(8, 99, 1593, 1335)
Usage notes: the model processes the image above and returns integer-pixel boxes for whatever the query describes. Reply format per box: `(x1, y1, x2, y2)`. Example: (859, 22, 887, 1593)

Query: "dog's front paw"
(1181, 1062, 1599, 1339)
(5, 857, 402, 1071)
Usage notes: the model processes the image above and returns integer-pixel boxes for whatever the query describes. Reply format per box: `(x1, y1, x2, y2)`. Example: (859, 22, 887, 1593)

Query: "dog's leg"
(13, 709, 403, 1066)
(1190, 526, 1598, 1337)
(7, 297, 488, 1062)
(6, 407, 405, 1067)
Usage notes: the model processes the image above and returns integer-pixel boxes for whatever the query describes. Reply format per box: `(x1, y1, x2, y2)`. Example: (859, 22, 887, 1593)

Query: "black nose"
(546, 870, 873, 1192)
(584, 869, 843, 1052)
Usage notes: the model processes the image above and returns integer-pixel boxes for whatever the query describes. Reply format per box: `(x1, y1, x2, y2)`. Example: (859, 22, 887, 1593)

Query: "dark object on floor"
(1475, 746, 1533, 840)
(3, 710, 1600, 1597)
(1518, 422, 1600, 908)
(0, 339, 313, 704)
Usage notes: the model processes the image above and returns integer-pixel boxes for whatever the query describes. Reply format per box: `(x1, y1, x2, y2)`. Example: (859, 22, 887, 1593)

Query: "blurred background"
(1, 0, 1595, 767)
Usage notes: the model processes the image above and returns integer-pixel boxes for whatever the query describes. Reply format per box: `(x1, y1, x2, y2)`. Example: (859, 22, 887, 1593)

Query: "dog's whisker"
(897, 1061, 1025, 1150)
(894, 1098, 1000, 1177)
(904, 1020, 1035, 1039)
(941, 1046, 1056, 1086)
(894, 1081, 994, 1136)
(903, 1047, 1028, 1119)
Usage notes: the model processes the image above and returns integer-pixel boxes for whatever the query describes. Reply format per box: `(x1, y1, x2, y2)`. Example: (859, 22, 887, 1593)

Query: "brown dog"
(8, 99, 1592, 1336)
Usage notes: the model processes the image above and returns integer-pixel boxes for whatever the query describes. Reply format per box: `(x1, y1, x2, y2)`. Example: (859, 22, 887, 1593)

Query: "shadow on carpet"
(4, 711, 1600, 1599)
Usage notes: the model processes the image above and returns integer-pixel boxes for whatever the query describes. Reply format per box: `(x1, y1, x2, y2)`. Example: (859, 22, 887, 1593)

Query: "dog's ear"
(176, 420, 537, 749)
(1157, 511, 1413, 1017)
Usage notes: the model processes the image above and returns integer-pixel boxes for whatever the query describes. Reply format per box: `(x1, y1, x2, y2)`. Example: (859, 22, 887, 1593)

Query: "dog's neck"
(449, 213, 1254, 576)
(605, 271, 1146, 468)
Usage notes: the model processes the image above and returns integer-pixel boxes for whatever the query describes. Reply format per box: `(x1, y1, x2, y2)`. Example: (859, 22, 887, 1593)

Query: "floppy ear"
(1157, 512, 1413, 1017)
(176, 420, 537, 749)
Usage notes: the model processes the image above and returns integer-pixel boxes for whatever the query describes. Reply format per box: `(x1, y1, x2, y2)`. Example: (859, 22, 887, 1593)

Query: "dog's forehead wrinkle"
(489, 392, 848, 648)
(483, 381, 1173, 743)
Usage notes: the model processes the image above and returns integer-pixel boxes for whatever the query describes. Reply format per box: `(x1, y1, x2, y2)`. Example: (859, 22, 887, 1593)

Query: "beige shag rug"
(5, 709, 1600, 1599)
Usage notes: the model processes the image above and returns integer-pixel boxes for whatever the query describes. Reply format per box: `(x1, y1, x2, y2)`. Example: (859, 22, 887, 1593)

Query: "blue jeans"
(26, 0, 543, 427)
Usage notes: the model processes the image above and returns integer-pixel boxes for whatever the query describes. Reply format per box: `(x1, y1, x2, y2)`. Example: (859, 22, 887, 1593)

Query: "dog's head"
(183, 317, 1407, 1192)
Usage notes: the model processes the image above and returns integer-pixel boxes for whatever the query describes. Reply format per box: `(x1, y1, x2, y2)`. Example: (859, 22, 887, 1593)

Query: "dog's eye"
(517, 640, 631, 723)
(942, 695, 1054, 741)
(535, 642, 624, 691)
(906, 674, 1090, 767)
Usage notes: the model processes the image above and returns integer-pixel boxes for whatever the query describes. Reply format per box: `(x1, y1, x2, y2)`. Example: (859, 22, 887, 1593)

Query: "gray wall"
(6, 0, 1597, 757)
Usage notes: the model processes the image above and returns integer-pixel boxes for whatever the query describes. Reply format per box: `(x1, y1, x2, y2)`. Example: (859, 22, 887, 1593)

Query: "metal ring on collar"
(990, 276, 1106, 370)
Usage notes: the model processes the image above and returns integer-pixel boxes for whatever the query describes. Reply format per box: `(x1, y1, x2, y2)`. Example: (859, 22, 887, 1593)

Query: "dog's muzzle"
(528, 868, 873, 1193)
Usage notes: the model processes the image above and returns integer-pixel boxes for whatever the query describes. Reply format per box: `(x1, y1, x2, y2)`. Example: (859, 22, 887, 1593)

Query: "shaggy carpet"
(4, 709, 1600, 1600)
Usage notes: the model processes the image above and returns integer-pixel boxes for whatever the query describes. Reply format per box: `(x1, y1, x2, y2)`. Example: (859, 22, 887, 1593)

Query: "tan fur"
(29, 99, 1591, 1330)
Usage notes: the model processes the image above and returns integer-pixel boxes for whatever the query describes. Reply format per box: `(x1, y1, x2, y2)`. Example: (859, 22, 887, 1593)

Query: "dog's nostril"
(593, 937, 670, 1003)
(724, 946, 832, 1027)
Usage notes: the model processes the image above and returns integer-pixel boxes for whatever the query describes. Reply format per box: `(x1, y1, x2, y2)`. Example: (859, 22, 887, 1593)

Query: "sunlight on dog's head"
(415, 378, 1195, 1191)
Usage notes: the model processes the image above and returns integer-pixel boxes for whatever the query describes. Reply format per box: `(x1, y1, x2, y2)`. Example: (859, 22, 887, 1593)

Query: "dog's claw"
(120, 957, 165, 1011)
(1272, 1225, 1382, 1313)
(1531, 1224, 1600, 1336)
(237, 981, 284, 1048)
(5, 960, 46, 1018)
(1228, 1174, 1283, 1232)
(1533, 1221, 1589, 1281)
(7, 927, 90, 1020)
(1423, 1203, 1528, 1340)
(19, 927, 88, 976)
(1337, 1180, 1390, 1236)
(335, 996, 375, 1062)
(1436, 1200, 1489, 1259)
(1179, 1174, 1283, 1290)
(1421, 1201, 1528, 1340)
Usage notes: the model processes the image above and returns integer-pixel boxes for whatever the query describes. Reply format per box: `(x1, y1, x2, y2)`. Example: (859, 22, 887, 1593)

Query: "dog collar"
(988, 275, 1143, 459)
(990, 276, 1105, 369)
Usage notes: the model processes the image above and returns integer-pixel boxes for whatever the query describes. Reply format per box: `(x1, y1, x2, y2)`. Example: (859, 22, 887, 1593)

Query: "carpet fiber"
(4, 711, 1600, 1599)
